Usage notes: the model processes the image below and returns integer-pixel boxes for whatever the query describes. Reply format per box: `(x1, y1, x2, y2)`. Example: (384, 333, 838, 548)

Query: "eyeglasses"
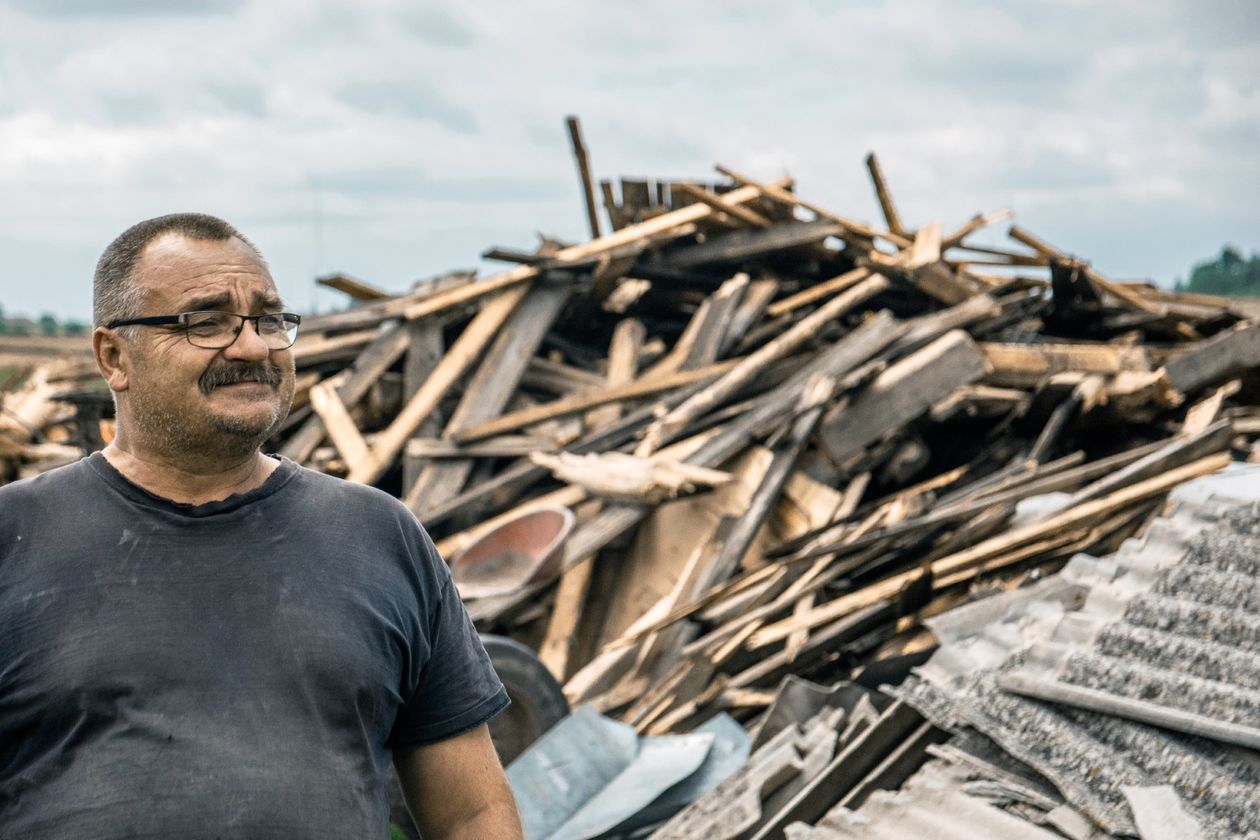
(106, 311, 302, 350)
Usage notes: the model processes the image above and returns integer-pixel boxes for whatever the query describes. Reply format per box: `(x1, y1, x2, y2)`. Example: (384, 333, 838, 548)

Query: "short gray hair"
(93, 213, 266, 328)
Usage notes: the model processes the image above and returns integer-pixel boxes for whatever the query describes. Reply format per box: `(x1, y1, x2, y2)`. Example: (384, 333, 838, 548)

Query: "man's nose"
(222, 319, 271, 361)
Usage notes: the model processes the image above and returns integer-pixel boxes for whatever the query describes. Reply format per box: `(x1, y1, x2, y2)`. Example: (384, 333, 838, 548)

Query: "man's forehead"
(135, 233, 281, 308)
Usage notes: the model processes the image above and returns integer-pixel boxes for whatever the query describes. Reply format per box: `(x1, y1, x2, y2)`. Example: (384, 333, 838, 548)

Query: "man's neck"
(102, 442, 279, 506)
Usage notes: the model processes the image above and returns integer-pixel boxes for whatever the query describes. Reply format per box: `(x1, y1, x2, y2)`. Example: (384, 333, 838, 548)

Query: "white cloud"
(0, 0, 1256, 318)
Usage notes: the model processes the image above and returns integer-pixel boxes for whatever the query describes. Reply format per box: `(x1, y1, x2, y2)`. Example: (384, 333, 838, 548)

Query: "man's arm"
(393, 723, 523, 839)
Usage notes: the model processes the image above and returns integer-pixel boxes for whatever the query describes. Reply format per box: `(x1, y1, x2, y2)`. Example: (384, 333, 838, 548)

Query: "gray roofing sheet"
(782, 760, 1064, 840)
(893, 463, 1260, 839)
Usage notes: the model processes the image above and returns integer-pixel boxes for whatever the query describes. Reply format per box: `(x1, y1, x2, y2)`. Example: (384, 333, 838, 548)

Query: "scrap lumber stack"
(3, 125, 1259, 834)
(0, 354, 103, 482)
(261, 144, 1260, 732)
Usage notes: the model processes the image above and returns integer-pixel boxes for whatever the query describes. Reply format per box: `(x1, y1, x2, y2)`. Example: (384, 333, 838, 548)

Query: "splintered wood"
(4, 128, 1259, 741)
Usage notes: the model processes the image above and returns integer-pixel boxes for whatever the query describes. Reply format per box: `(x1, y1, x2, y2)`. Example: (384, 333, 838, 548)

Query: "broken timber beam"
(864, 152, 908, 238)
(1009, 224, 1165, 317)
(315, 272, 391, 302)
(648, 219, 842, 269)
(816, 330, 989, 466)
(565, 115, 602, 240)
(1163, 322, 1260, 395)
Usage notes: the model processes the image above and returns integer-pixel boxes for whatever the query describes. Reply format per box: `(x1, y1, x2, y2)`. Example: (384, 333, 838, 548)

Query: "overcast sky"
(1, 0, 1256, 321)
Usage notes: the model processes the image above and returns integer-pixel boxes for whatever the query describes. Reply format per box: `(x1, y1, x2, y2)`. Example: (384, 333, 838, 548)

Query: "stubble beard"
(125, 357, 295, 462)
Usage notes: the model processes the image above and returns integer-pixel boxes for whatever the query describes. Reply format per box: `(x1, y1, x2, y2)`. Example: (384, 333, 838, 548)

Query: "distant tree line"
(1176, 246, 1260, 297)
(0, 304, 89, 336)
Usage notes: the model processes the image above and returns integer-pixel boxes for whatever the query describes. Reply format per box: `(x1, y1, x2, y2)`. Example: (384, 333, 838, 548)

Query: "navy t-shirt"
(0, 453, 508, 838)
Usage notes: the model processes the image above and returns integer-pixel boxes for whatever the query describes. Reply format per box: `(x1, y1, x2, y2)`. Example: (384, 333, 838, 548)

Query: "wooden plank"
(523, 356, 607, 394)
(556, 314, 905, 582)
(946, 242, 1050, 265)
(480, 246, 545, 265)
(941, 209, 1013, 249)
(722, 279, 779, 357)
(347, 285, 531, 485)
(451, 356, 745, 444)
(416, 383, 705, 526)
(539, 318, 645, 680)
(299, 270, 472, 336)
(782, 445, 1173, 567)
(930, 384, 1029, 422)
(599, 179, 625, 230)
(638, 274, 891, 455)
(716, 164, 912, 249)
(279, 322, 410, 464)
(1181, 379, 1240, 435)
(1164, 322, 1260, 395)
(584, 318, 645, 433)
(1068, 419, 1233, 505)
(817, 330, 989, 465)
(655, 219, 843, 269)
(596, 448, 776, 655)
(315, 272, 391, 302)
(730, 604, 895, 691)
(765, 268, 871, 318)
(903, 221, 941, 268)
(291, 328, 377, 368)
(699, 375, 835, 591)
(620, 178, 651, 219)
(308, 381, 370, 473)
(892, 222, 990, 305)
(980, 341, 1151, 388)
(400, 318, 445, 494)
(404, 436, 555, 459)
(645, 274, 749, 378)
(1027, 379, 1091, 464)
(886, 293, 1003, 357)
(864, 152, 907, 238)
(672, 182, 772, 228)
(538, 496, 602, 682)
(565, 115, 602, 240)
(1009, 225, 1165, 316)
(404, 279, 570, 510)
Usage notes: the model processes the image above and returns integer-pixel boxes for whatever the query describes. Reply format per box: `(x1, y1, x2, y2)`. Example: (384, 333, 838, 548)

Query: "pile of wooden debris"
(278, 131, 1260, 728)
(3, 122, 1259, 834)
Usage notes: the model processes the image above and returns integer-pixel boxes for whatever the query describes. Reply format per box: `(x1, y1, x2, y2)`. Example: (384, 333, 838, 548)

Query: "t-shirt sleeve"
(390, 532, 509, 747)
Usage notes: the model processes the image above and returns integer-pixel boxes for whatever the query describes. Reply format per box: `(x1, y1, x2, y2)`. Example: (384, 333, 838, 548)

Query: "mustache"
(199, 361, 283, 395)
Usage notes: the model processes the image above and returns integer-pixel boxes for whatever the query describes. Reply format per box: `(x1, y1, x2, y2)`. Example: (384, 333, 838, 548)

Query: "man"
(0, 214, 523, 838)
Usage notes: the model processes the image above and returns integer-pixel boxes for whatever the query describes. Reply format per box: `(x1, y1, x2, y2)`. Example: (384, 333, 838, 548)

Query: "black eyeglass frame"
(106, 311, 302, 350)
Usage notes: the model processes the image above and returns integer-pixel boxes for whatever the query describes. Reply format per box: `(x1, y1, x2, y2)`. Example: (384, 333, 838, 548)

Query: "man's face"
(119, 233, 296, 456)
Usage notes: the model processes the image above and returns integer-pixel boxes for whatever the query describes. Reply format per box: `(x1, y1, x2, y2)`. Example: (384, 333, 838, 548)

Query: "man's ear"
(94, 326, 130, 393)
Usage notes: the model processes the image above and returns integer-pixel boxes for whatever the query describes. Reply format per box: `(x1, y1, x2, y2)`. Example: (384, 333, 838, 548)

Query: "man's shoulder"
(0, 456, 95, 506)
(0, 457, 99, 544)
(285, 461, 420, 524)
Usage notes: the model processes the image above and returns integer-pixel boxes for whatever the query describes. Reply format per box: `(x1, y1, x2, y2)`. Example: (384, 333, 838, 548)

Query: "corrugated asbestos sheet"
(784, 761, 1063, 839)
(889, 464, 1260, 839)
